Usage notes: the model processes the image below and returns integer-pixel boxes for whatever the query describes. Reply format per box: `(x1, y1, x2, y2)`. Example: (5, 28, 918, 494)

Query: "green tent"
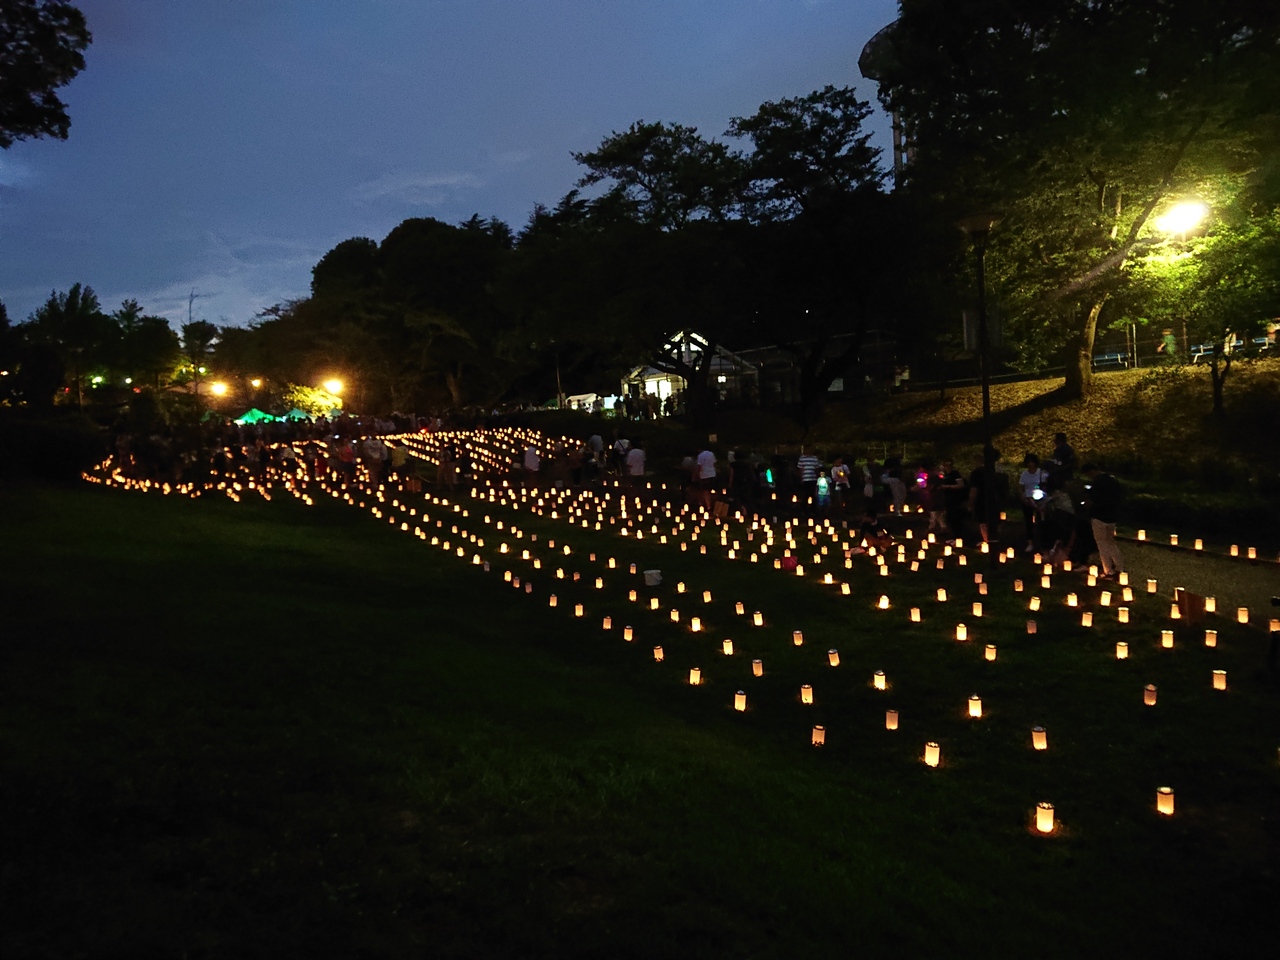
(234, 408, 277, 425)
(283, 408, 312, 421)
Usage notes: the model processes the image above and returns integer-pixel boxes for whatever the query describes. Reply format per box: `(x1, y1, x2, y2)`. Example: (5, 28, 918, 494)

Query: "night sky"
(0, 0, 898, 327)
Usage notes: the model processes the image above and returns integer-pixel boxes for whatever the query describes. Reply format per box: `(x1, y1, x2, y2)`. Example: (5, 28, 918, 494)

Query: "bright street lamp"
(210, 381, 228, 396)
(323, 379, 343, 395)
(1156, 201, 1208, 237)
(250, 378, 262, 388)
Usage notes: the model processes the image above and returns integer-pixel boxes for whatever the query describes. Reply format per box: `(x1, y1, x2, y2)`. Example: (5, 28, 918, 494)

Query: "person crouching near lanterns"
(1083, 463, 1124, 580)
(1040, 476, 1078, 569)
(856, 505, 893, 554)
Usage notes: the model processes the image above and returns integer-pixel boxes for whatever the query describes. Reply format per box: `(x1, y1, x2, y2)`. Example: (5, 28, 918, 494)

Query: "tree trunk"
(1062, 298, 1107, 399)
(1210, 351, 1231, 417)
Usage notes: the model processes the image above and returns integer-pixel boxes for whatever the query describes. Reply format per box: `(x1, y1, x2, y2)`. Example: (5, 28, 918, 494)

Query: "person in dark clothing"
(966, 453, 999, 543)
(1048, 432, 1077, 481)
(940, 459, 967, 542)
(1083, 463, 1124, 578)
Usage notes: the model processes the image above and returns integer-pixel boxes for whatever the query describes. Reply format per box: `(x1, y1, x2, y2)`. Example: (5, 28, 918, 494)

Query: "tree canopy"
(0, 0, 91, 148)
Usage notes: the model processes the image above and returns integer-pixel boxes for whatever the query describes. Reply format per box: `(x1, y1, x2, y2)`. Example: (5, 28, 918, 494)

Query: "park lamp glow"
(323, 378, 343, 395)
(1155, 201, 1208, 237)
(210, 381, 228, 396)
(251, 378, 263, 388)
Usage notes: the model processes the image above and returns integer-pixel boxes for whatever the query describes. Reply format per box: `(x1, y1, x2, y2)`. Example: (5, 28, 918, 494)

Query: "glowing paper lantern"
(1036, 802, 1055, 834)
(689, 667, 702, 686)
(1169, 603, 1181, 620)
(1081, 611, 1093, 628)
(1041, 575, 1052, 589)
(936, 588, 948, 602)
(1032, 726, 1047, 750)
(734, 690, 747, 712)
(793, 630, 804, 646)
(623, 626, 634, 642)
(910, 607, 921, 623)
(721, 638, 734, 656)
(1205, 629, 1217, 648)
(924, 742, 940, 767)
(574, 603, 584, 618)
(885, 709, 899, 730)
(877, 595, 890, 610)
(1204, 596, 1216, 614)
(1100, 591, 1112, 606)
(736, 601, 745, 615)
(703, 590, 713, 603)
(873, 670, 886, 690)
(549, 594, 558, 608)
(1237, 607, 1250, 625)
(828, 649, 840, 667)
(752, 658, 763, 677)
(753, 611, 764, 626)
(984, 644, 997, 661)
(1027, 620, 1037, 635)
(968, 695, 982, 718)
(1029, 597, 1041, 612)
(650, 598, 660, 611)
(653, 646, 664, 662)
(1157, 786, 1175, 816)
(1013, 579, 1024, 593)
(1118, 607, 1130, 624)
(1067, 592, 1078, 607)
(800, 684, 814, 705)
(1144, 684, 1158, 706)
(602, 616, 612, 630)
(972, 602, 983, 617)
(690, 617, 702, 632)
(1161, 629, 1174, 649)
(1147, 579, 1158, 594)
(1116, 641, 1129, 659)
(811, 725, 826, 747)
(955, 623, 968, 642)
(1212, 669, 1227, 691)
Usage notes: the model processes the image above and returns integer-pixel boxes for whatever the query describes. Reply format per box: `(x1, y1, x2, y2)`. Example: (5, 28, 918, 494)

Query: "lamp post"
(957, 213, 1001, 553)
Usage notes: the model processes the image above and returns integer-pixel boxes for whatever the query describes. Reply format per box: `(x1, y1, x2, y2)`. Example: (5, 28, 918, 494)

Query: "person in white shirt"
(523, 445, 540, 486)
(695, 448, 716, 509)
(1018, 453, 1049, 552)
(625, 440, 646, 479)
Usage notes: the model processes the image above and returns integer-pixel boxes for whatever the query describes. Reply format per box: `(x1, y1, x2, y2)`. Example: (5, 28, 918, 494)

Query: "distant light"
(323, 379, 343, 394)
(211, 381, 228, 396)
(1156, 202, 1207, 236)
(251, 378, 262, 388)
(91, 375, 104, 385)
(124, 377, 132, 384)
(198, 366, 208, 374)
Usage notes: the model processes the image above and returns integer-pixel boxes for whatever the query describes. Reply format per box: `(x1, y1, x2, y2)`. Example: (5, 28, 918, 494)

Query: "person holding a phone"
(1019, 453, 1049, 553)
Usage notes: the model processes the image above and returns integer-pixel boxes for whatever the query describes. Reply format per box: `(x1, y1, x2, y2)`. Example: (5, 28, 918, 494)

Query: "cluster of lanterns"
(83, 427, 1277, 836)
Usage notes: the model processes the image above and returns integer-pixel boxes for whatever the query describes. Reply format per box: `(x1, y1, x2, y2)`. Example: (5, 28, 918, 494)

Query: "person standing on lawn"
(797, 447, 821, 511)
(1083, 462, 1124, 579)
(940, 459, 967, 543)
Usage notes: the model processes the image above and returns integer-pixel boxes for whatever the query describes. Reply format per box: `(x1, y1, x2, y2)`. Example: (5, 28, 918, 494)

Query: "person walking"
(1083, 463, 1124, 579)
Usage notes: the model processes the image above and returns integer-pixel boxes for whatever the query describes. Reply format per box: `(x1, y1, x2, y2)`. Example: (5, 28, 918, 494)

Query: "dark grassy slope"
(1, 482, 1277, 958)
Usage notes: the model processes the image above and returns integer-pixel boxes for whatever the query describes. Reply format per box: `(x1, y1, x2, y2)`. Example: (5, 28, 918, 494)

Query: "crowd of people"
(509, 428, 1126, 579)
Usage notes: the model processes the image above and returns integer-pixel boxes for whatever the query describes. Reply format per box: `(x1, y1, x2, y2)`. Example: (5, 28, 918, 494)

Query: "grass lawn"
(2, 474, 1278, 959)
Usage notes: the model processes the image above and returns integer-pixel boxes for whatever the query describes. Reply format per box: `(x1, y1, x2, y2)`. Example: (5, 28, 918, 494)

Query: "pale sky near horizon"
(0, 0, 898, 328)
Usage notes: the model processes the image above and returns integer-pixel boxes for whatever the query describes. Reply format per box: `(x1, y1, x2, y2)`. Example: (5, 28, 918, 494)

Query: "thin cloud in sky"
(355, 172, 484, 207)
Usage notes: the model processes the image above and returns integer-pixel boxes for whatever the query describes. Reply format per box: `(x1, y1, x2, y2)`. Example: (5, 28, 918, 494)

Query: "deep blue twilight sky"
(0, 0, 898, 328)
